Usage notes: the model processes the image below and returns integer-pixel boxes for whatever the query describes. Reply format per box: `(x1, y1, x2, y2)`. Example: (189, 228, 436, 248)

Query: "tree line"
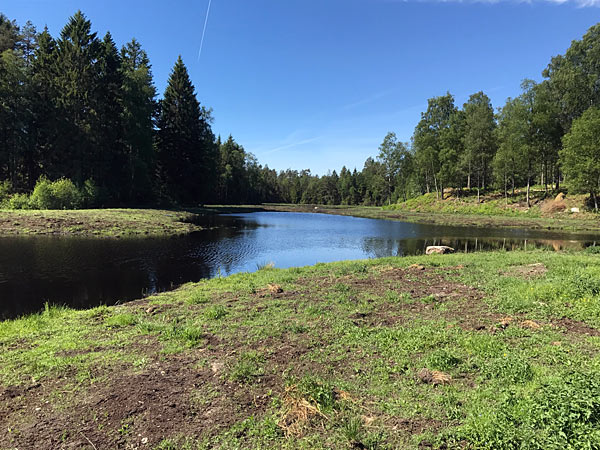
(278, 22, 600, 210)
(0, 11, 282, 207)
(2, 12, 600, 210)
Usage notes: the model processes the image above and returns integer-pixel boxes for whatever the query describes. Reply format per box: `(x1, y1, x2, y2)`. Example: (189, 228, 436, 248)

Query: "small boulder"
(570, 207, 580, 213)
(521, 319, 541, 330)
(417, 368, 452, 385)
(268, 284, 283, 294)
(425, 246, 455, 255)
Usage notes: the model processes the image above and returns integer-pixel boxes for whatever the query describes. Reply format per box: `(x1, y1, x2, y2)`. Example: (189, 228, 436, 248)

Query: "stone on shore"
(425, 246, 455, 255)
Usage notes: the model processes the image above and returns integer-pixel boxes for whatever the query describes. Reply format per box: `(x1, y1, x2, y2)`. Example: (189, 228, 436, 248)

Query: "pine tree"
(54, 11, 100, 184)
(120, 39, 157, 203)
(30, 27, 57, 184)
(94, 31, 125, 199)
(156, 56, 217, 204)
(0, 15, 31, 188)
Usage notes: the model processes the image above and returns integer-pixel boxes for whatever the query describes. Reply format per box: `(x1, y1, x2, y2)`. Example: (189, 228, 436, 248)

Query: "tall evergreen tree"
(54, 11, 100, 184)
(95, 32, 125, 199)
(30, 27, 58, 184)
(156, 56, 217, 204)
(120, 39, 156, 203)
(0, 15, 31, 188)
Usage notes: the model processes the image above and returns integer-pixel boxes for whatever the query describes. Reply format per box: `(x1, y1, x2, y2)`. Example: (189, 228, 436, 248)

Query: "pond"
(1, 211, 598, 320)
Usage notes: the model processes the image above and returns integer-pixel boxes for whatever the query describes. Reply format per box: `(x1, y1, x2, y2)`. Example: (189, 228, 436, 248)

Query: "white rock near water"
(425, 246, 455, 255)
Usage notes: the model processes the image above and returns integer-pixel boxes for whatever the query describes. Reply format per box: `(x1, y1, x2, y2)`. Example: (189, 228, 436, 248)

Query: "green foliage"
(481, 354, 534, 384)
(5, 192, 30, 209)
(459, 373, 600, 449)
(104, 313, 138, 328)
(0, 180, 12, 204)
(561, 107, 600, 209)
(203, 305, 228, 320)
(294, 376, 337, 411)
(425, 348, 462, 372)
(228, 351, 265, 383)
(29, 177, 83, 209)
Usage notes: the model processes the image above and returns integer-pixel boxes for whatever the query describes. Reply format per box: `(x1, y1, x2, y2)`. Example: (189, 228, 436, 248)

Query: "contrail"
(198, 0, 213, 61)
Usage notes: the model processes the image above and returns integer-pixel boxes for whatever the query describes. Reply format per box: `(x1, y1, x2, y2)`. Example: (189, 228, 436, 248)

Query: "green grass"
(258, 201, 600, 234)
(0, 208, 203, 237)
(2, 250, 600, 448)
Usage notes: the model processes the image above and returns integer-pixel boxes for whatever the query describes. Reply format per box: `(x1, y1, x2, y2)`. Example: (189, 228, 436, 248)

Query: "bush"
(82, 178, 102, 208)
(0, 180, 12, 205)
(50, 178, 83, 209)
(7, 193, 31, 210)
(29, 177, 83, 210)
(28, 177, 53, 209)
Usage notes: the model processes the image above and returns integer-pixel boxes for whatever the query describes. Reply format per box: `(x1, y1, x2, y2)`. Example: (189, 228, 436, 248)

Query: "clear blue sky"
(3, 0, 599, 174)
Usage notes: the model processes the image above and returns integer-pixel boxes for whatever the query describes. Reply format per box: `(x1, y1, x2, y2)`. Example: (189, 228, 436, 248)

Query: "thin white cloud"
(258, 137, 322, 155)
(341, 88, 397, 111)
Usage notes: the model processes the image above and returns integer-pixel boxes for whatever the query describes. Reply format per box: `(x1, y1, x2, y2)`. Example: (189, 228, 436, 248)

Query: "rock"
(417, 368, 451, 385)
(425, 246, 454, 255)
(210, 361, 224, 374)
(521, 319, 541, 330)
(570, 207, 580, 213)
(497, 317, 513, 330)
(268, 284, 283, 294)
(145, 305, 160, 315)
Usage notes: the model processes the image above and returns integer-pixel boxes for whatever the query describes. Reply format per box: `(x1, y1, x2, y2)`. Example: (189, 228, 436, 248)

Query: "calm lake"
(1, 211, 598, 320)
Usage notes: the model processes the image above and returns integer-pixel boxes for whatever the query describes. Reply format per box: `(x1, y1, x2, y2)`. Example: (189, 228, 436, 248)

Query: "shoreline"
(1, 203, 599, 239)
(1, 250, 600, 448)
(0, 208, 204, 238)
(254, 203, 600, 235)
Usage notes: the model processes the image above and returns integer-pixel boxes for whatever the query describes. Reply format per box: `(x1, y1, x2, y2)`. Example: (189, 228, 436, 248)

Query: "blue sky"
(3, 0, 599, 174)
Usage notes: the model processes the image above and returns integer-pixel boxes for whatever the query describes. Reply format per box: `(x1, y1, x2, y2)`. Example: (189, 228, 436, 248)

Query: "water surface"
(1, 211, 598, 319)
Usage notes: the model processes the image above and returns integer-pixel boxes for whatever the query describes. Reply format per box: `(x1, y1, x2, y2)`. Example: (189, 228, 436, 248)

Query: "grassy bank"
(257, 195, 600, 234)
(2, 250, 600, 449)
(0, 209, 204, 237)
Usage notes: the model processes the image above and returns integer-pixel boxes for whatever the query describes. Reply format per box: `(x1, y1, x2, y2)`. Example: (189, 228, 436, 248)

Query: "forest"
(1, 12, 600, 210)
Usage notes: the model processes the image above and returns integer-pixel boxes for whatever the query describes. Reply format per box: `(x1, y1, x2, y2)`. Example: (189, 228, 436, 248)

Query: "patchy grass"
(2, 250, 600, 449)
(257, 193, 600, 233)
(0, 208, 204, 237)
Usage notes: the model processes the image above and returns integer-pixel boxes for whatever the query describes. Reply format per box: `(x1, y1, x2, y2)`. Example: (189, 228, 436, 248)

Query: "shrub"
(585, 246, 600, 255)
(0, 180, 12, 205)
(6, 192, 31, 210)
(29, 177, 83, 210)
(82, 178, 101, 208)
(48, 178, 83, 209)
(28, 177, 54, 209)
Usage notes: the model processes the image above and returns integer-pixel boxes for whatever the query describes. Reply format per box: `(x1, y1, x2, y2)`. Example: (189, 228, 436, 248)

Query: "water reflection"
(0, 211, 597, 319)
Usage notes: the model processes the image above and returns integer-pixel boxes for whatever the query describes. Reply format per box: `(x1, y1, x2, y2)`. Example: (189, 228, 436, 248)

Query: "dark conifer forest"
(1, 12, 600, 209)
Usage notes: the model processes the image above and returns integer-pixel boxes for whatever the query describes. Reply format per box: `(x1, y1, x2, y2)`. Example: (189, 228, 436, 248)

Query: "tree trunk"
(512, 174, 515, 196)
(526, 176, 531, 208)
(504, 173, 508, 205)
(467, 160, 471, 190)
